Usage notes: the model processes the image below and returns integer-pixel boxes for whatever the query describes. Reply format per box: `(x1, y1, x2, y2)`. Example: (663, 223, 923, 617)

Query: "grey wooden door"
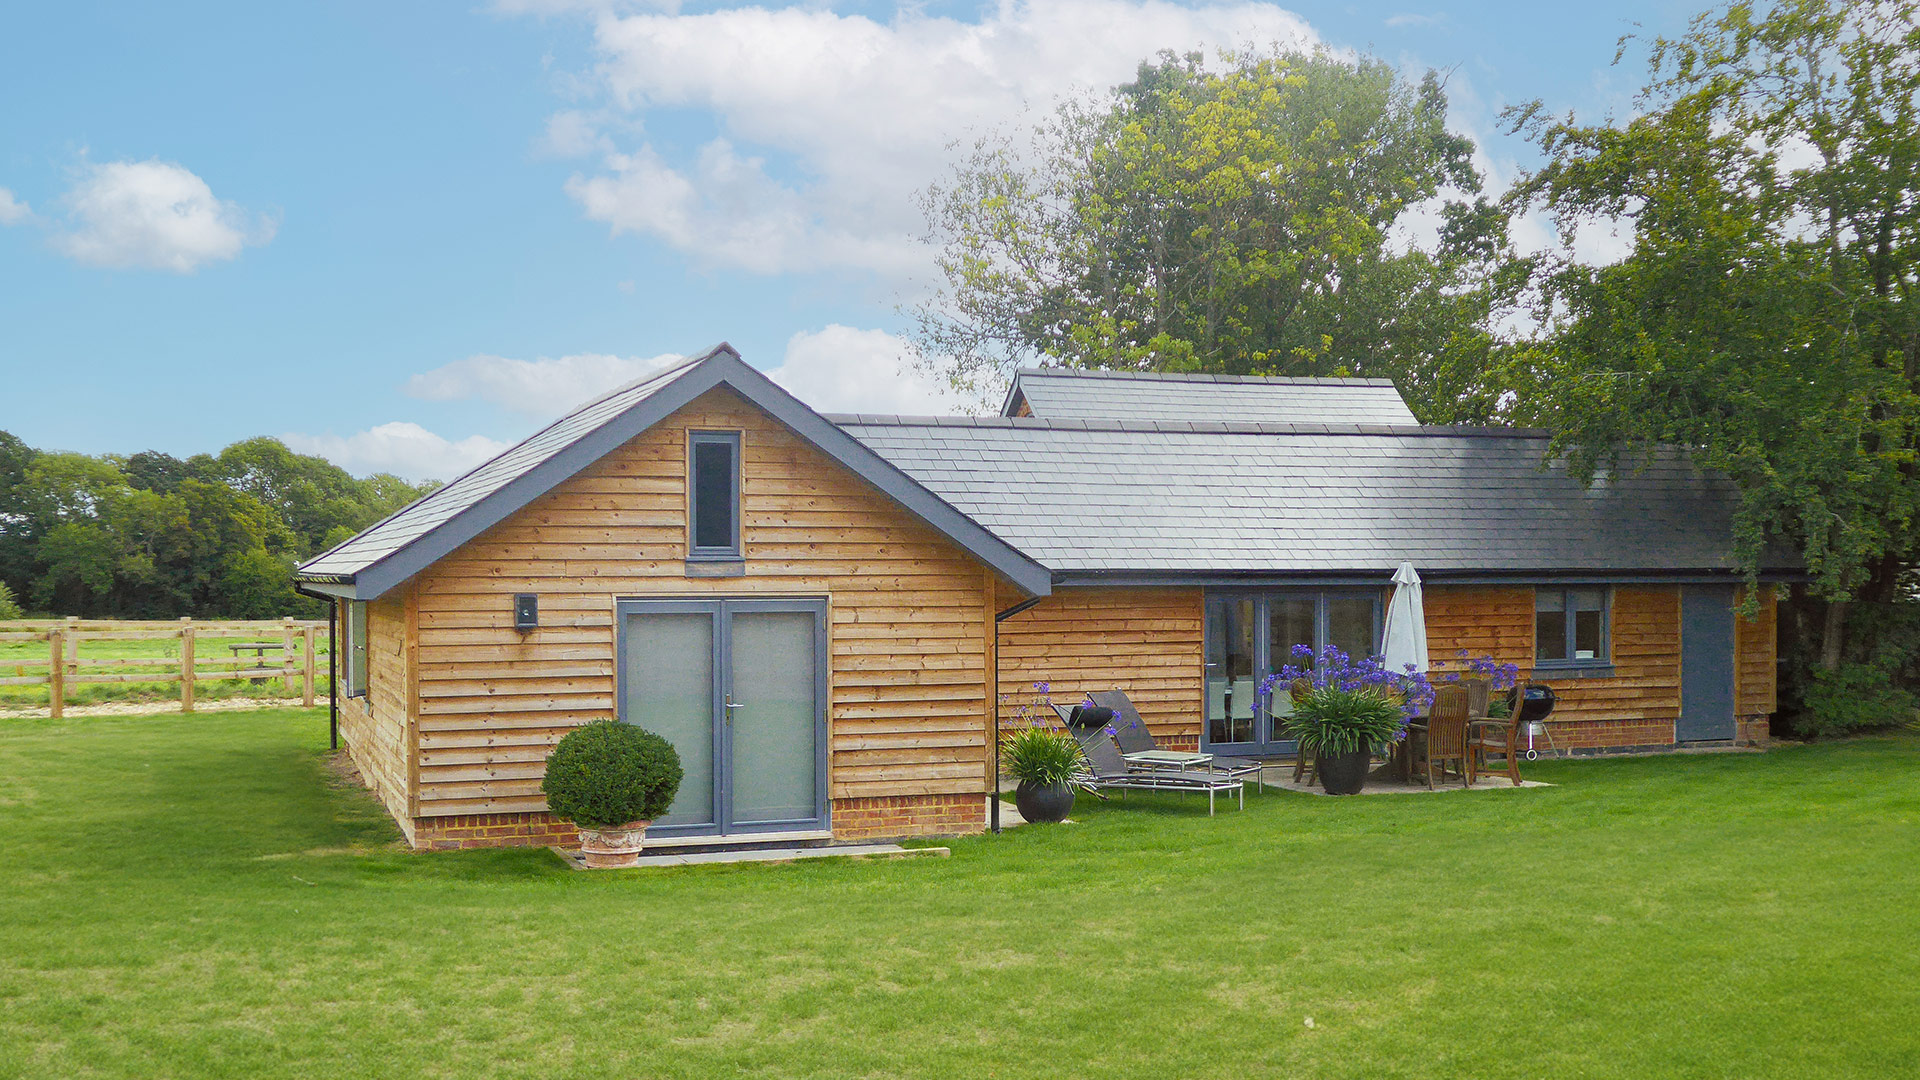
(617, 598, 829, 837)
(1678, 585, 1737, 742)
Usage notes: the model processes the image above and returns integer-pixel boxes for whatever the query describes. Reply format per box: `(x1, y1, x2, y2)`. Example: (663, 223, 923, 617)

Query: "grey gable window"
(688, 431, 742, 559)
(1535, 587, 1609, 665)
(344, 600, 369, 698)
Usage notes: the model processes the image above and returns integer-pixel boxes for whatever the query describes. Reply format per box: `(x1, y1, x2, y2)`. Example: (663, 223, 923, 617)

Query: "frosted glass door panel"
(728, 611, 818, 825)
(623, 611, 715, 827)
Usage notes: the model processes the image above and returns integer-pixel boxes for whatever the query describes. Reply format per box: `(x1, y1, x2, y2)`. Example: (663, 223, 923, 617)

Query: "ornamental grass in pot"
(1000, 725, 1082, 823)
(541, 720, 684, 868)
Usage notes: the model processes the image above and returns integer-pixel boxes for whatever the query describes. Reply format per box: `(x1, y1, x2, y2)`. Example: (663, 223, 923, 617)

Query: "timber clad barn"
(296, 345, 1791, 852)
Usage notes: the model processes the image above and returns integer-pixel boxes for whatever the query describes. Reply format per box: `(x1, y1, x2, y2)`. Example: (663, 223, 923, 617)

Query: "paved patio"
(1262, 764, 1550, 795)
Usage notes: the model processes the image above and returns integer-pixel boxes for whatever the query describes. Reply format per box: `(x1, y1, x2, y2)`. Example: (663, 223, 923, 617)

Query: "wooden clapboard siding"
(406, 386, 997, 818)
(1735, 585, 1778, 716)
(337, 594, 413, 834)
(1423, 585, 1685, 726)
(994, 586, 1205, 743)
(1422, 586, 1533, 663)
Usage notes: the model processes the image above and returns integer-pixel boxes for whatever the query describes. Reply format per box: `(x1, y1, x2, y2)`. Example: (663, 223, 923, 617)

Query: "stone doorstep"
(551, 842, 951, 871)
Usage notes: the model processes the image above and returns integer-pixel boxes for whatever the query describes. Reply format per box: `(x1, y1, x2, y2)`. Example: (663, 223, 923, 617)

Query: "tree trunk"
(1819, 598, 1848, 671)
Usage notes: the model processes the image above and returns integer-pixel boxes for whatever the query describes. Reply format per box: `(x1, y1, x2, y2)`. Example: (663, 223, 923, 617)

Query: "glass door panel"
(728, 610, 819, 825)
(1326, 594, 1379, 662)
(1206, 596, 1256, 744)
(622, 610, 717, 828)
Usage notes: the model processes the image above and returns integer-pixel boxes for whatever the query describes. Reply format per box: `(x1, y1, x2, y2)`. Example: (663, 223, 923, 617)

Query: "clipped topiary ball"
(541, 720, 684, 830)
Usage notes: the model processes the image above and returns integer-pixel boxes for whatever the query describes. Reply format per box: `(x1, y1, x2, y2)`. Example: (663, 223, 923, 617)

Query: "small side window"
(344, 600, 369, 698)
(688, 431, 742, 559)
(1535, 587, 1609, 665)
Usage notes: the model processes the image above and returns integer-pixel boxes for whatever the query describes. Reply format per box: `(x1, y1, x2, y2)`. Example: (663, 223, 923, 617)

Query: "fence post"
(65, 615, 80, 674)
(282, 616, 297, 695)
(302, 625, 316, 707)
(48, 628, 64, 719)
(180, 619, 195, 714)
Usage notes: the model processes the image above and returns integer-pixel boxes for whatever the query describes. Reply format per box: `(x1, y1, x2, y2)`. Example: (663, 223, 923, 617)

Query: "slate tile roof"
(829, 416, 1759, 575)
(1006, 367, 1420, 426)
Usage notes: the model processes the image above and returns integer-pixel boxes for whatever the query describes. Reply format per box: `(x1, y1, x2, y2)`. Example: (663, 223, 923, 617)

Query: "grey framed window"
(344, 600, 369, 698)
(1535, 587, 1609, 665)
(688, 431, 742, 559)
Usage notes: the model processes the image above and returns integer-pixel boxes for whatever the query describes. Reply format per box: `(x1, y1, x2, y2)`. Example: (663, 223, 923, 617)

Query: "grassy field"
(2, 709, 1916, 1079)
(0, 635, 331, 709)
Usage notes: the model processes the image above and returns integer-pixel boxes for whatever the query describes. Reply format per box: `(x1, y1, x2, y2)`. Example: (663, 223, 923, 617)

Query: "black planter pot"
(1318, 746, 1372, 795)
(1014, 780, 1074, 823)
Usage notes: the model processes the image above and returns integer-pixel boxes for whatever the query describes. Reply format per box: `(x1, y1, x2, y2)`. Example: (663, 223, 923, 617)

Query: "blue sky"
(0, 0, 1694, 480)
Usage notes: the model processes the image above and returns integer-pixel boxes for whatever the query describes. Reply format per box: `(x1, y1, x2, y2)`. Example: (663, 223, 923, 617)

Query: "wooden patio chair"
(1285, 678, 1318, 784)
(1467, 679, 1528, 787)
(1408, 682, 1470, 789)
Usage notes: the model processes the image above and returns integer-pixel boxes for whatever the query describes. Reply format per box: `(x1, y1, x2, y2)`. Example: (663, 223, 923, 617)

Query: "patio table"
(1124, 749, 1213, 770)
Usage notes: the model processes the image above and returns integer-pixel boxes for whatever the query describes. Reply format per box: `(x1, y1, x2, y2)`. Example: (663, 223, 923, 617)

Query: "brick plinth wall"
(412, 812, 577, 852)
(406, 796, 987, 851)
(833, 793, 985, 841)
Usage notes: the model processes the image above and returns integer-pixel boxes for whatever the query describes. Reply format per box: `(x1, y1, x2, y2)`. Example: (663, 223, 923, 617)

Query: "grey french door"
(616, 598, 829, 838)
(1205, 589, 1382, 756)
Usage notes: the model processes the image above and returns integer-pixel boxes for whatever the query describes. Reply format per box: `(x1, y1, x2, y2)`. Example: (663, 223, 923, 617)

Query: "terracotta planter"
(575, 821, 650, 868)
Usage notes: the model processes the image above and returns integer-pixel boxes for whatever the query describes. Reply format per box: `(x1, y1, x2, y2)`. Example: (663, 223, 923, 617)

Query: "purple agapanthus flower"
(1257, 642, 1436, 727)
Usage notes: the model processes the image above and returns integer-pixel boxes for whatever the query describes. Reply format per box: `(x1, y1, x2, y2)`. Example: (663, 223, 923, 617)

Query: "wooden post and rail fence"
(0, 617, 331, 718)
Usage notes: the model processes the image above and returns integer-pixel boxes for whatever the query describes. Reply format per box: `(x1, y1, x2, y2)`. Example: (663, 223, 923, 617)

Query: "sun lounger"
(1089, 689, 1268, 791)
(1078, 727, 1244, 815)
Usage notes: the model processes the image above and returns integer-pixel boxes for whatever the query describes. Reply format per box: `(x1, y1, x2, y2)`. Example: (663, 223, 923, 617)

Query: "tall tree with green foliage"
(910, 48, 1519, 420)
(1504, 0, 1920, 668)
(0, 432, 435, 619)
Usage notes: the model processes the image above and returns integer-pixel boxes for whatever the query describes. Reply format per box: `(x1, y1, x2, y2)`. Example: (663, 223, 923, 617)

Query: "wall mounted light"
(513, 593, 538, 632)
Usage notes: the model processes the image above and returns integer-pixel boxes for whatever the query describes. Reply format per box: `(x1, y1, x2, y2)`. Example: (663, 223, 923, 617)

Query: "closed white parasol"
(1381, 562, 1429, 674)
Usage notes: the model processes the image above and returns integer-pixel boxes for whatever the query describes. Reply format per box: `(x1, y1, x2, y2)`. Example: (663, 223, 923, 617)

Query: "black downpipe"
(327, 600, 338, 750)
(294, 583, 340, 750)
(990, 595, 1046, 834)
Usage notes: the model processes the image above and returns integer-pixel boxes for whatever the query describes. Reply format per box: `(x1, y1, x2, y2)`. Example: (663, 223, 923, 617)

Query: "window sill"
(1530, 662, 1615, 679)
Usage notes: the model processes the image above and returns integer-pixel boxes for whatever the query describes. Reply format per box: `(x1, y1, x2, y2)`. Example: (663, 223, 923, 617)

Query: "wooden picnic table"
(227, 641, 285, 657)
(228, 641, 286, 684)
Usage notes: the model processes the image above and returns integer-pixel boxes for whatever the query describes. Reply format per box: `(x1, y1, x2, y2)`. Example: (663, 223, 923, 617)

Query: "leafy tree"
(911, 48, 1518, 419)
(0, 432, 429, 619)
(121, 450, 192, 494)
(1504, 0, 1920, 665)
(0, 430, 40, 601)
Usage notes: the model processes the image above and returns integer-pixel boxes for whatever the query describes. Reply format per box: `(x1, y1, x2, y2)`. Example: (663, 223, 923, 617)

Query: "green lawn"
(2, 711, 1916, 1079)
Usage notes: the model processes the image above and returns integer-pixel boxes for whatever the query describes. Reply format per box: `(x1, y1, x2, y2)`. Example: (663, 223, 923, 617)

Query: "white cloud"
(52, 160, 274, 272)
(405, 351, 683, 418)
(766, 325, 958, 415)
(546, 0, 1321, 276)
(282, 423, 511, 483)
(0, 187, 29, 226)
(537, 109, 609, 158)
(1385, 13, 1444, 28)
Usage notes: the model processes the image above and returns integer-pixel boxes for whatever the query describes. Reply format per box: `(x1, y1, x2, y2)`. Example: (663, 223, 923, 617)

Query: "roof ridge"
(829, 414, 1551, 439)
(297, 343, 734, 575)
(1011, 366, 1398, 388)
